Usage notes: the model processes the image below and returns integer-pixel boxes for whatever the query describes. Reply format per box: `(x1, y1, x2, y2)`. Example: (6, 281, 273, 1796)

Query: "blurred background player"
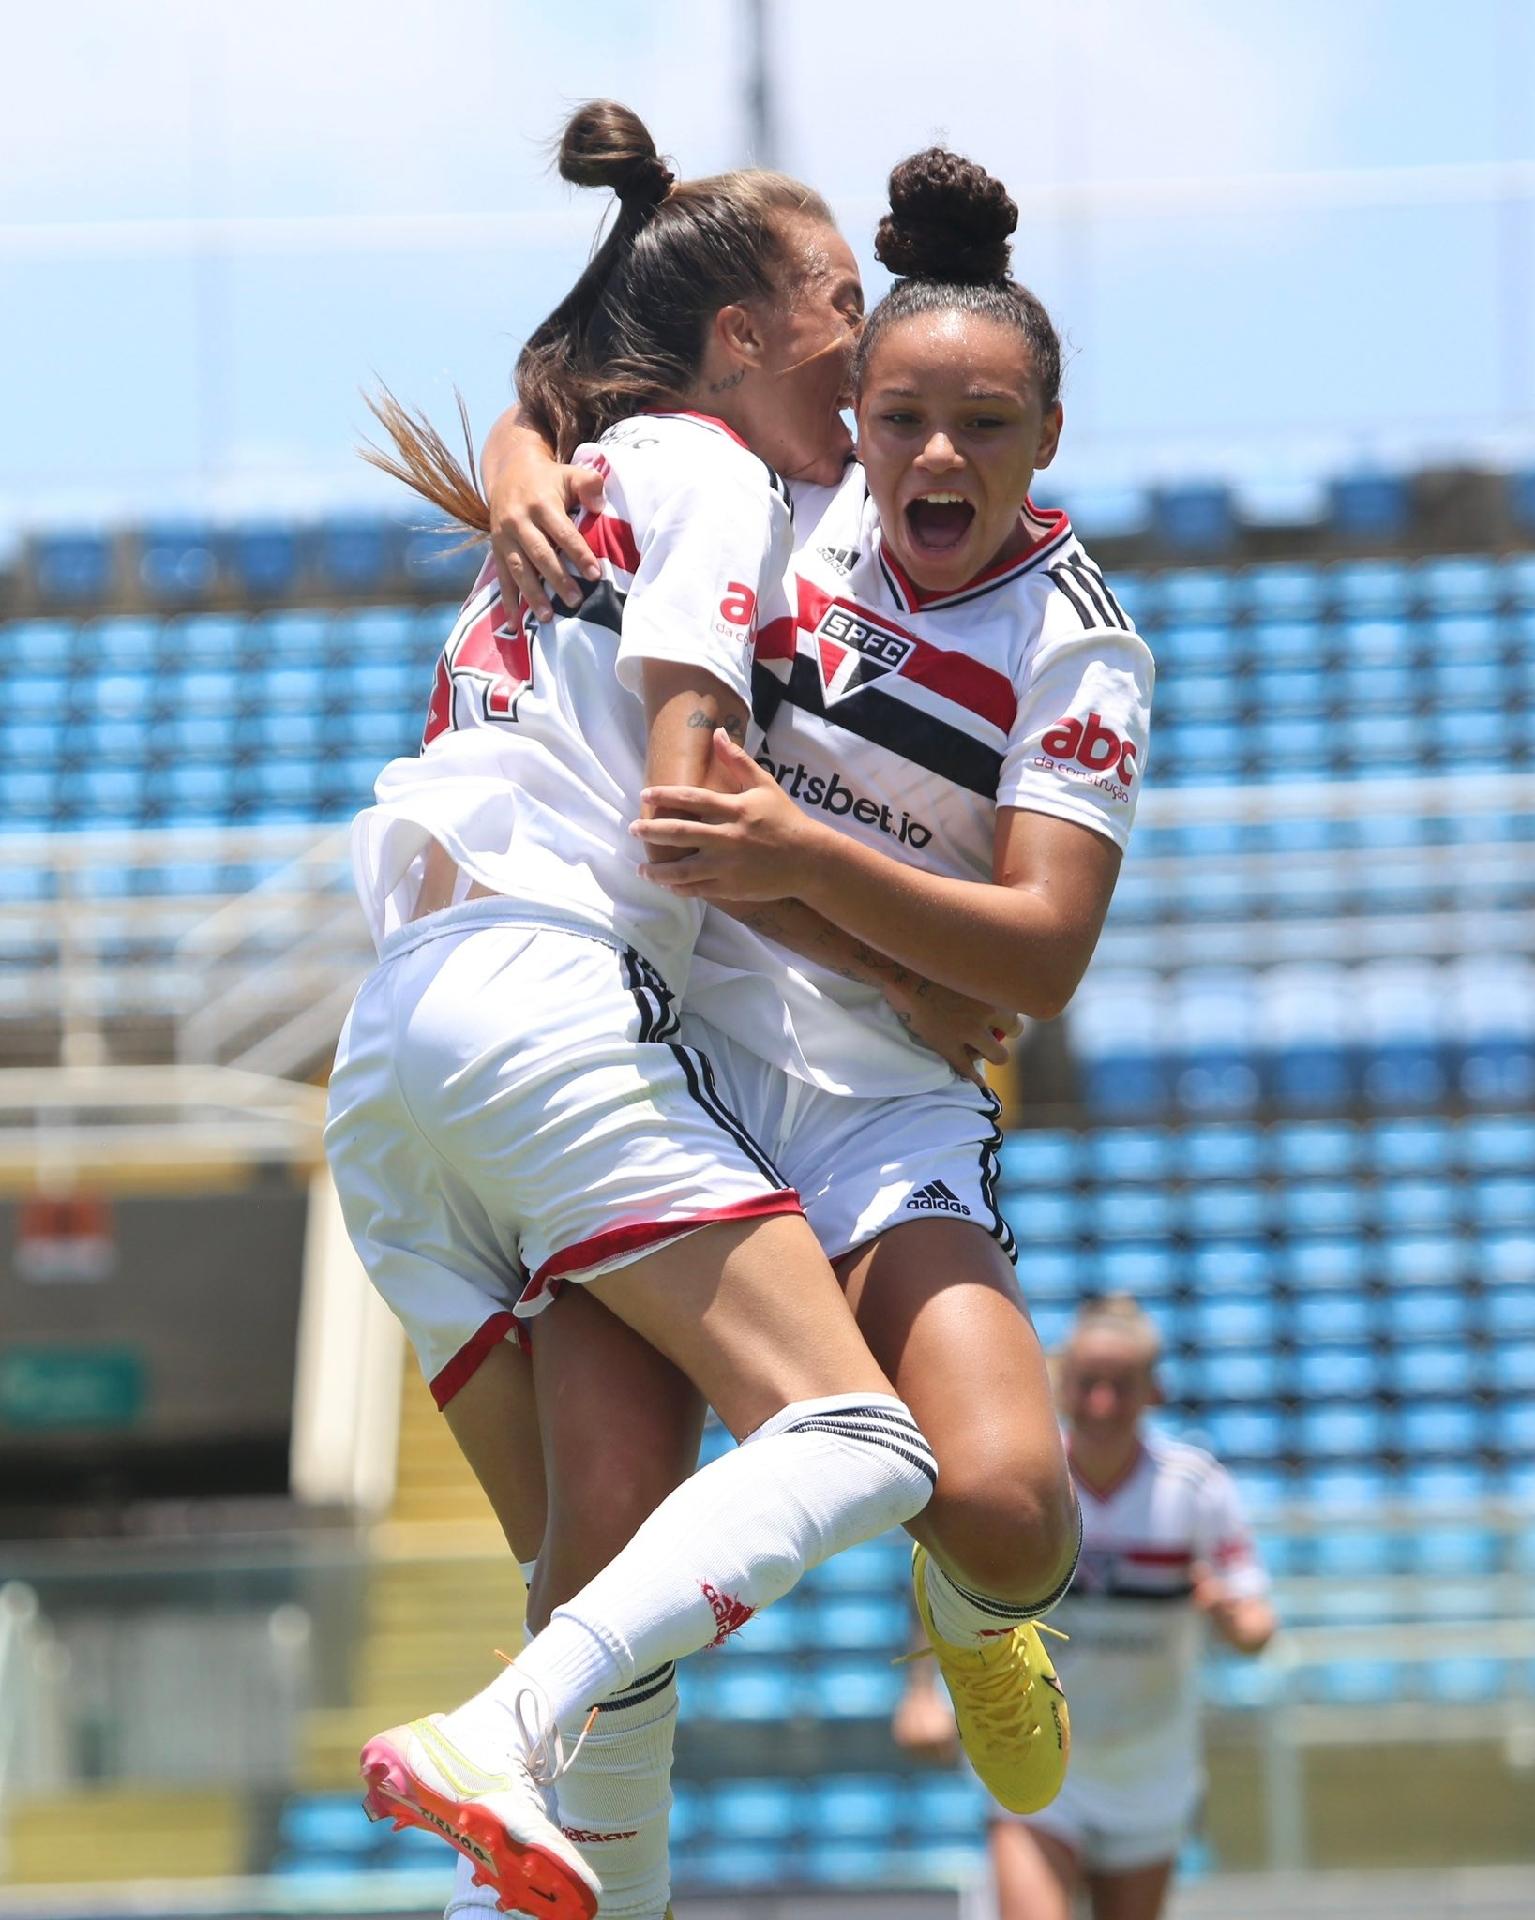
(897, 1295, 1276, 1920)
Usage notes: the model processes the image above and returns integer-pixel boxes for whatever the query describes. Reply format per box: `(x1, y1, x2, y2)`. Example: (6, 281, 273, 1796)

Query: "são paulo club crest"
(812, 603, 915, 704)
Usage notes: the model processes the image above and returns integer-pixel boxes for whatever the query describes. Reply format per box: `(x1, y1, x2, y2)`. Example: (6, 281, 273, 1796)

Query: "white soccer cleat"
(360, 1705, 600, 1920)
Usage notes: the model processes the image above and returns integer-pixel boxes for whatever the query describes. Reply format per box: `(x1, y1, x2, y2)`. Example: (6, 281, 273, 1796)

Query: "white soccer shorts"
(680, 1016, 1017, 1264)
(997, 1762, 1202, 1873)
(325, 902, 800, 1406)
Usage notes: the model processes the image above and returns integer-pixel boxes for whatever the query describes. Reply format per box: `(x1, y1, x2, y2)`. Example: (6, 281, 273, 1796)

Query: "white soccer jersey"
(351, 412, 793, 992)
(686, 463, 1155, 1095)
(1048, 1431, 1269, 1789)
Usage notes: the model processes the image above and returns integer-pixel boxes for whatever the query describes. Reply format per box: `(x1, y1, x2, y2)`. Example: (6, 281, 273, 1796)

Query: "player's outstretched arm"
(481, 403, 604, 621)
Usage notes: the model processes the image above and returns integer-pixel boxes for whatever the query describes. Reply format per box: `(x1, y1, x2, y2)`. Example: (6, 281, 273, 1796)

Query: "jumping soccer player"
(471, 145, 1154, 1915)
(325, 101, 939, 1919)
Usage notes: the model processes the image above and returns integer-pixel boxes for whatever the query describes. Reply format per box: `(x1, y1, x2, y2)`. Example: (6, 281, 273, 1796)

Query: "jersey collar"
(646, 409, 750, 450)
(876, 499, 1074, 615)
(1069, 1436, 1147, 1505)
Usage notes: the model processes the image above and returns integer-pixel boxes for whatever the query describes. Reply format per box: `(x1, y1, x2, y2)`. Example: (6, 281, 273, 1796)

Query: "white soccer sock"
(442, 1392, 934, 1752)
(553, 1663, 677, 1920)
(922, 1506, 1083, 1647)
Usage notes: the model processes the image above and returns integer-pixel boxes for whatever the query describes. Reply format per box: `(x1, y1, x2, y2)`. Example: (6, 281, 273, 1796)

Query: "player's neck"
(1068, 1430, 1142, 1499)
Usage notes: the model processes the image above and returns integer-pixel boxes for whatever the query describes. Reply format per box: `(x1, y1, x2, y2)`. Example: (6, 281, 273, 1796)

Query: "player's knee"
(930, 1457, 1079, 1606)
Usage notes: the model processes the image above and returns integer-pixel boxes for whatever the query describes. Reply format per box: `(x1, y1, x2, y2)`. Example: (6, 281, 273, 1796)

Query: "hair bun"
(558, 99, 675, 211)
(874, 147, 1016, 285)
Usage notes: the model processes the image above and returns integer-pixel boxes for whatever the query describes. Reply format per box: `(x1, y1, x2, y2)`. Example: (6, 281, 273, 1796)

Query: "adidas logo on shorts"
(906, 1180, 971, 1216)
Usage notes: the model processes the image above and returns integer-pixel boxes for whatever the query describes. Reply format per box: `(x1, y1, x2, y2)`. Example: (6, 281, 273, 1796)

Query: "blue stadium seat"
(1329, 474, 1411, 542)
(1284, 1234, 1369, 1292)
(1422, 1657, 1506, 1703)
(997, 1130, 1079, 1186)
(688, 1839, 788, 1887)
(1086, 1127, 1174, 1183)
(1241, 566, 1323, 618)
(1070, 974, 1172, 1120)
(1191, 1296, 1280, 1348)
(1179, 1123, 1263, 1181)
(1248, 664, 1329, 717)
(1462, 1117, 1535, 1173)
(1155, 485, 1235, 554)
(812, 1656, 903, 1720)
(1186, 1346, 1285, 1402)
(709, 1779, 801, 1841)
(1388, 1287, 1471, 1341)
(1472, 1175, 1535, 1231)
(1376, 1175, 1458, 1233)
(1015, 1244, 1079, 1300)
(807, 1595, 907, 1652)
(31, 531, 115, 605)
(1307, 1658, 1407, 1705)
(1419, 557, 1501, 613)
(1293, 1345, 1379, 1398)
(1189, 1238, 1274, 1294)
(316, 516, 401, 594)
(1378, 1233, 1468, 1289)
(1329, 558, 1412, 617)
(1400, 1461, 1489, 1507)
(1009, 1189, 1082, 1242)
(1484, 1279, 1535, 1336)
(1293, 1292, 1373, 1344)
(1098, 1241, 1179, 1298)
(1490, 1398, 1535, 1454)
(138, 521, 219, 602)
(1269, 1121, 1359, 1179)
(1403, 1525, 1502, 1579)
(1300, 1402, 1387, 1458)
(1279, 1180, 1365, 1236)
(1370, 1116, 1451, 1175)
(1395, 1402, 1484, 1456)
(403, 528, 478, 593)
(1091, 1186, 1175, 1240)
(225, 522, 302, 598)
(1205, 1406, 1286, 1458)
(1309, 1530, 1397, 1578)
(1486, 1342, 1535, 1393)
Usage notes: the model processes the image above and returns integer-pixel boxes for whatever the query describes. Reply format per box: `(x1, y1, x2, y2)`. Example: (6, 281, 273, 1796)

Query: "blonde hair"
(1059, 1293, 1162, 1368)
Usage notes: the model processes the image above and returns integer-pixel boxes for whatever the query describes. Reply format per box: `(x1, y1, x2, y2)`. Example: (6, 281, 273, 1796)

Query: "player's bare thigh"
(441, 1338, 546, 1563)
(1088, 1859, 1176, 1920)
(835, 1217, 1076, 1601)
(992, 1820, 1077, 1920)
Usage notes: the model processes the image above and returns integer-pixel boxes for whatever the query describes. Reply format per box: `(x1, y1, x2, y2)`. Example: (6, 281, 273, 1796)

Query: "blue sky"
(3, 0, 1533, 532)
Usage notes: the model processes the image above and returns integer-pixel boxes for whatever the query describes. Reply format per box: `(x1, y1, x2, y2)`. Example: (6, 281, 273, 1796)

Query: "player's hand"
(487, 444, 605, 622)
(884, 976, 1018, 1087)
(634, 731, 818, 902)
(892, 1681, 958, 1762)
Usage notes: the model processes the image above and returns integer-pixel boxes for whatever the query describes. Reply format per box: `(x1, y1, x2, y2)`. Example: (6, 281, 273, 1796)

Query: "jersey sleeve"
(997, 628, 1155, 851)
(1192, 1461, 1271, 1601)
(613, 462, 793, 709)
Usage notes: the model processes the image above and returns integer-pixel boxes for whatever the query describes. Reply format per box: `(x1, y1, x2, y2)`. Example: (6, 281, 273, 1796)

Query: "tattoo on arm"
(686, 707, 745, 740)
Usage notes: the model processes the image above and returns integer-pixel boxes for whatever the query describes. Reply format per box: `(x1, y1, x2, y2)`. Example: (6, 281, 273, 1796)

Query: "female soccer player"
(473, 147, 1155, 1915)
(896, 1297, 1276, 1920)
(325, 102, 942, 1920)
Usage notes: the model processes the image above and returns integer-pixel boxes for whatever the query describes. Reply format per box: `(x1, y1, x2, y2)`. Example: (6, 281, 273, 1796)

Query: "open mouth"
(905, 492, 975, 556)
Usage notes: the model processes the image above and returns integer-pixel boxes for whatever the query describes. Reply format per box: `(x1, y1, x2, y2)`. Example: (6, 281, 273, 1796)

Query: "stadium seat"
(316, 516, 402, 594)
(225, 522, 303, 598)
(1279, 1180, 1365, 1236)
(1394, 1401, 1484, 1457)
(1178, 1123, 1264, 1181)
(31, 530, 116, 605)
(1329, 474, 1411, 542)
(1188, 1238, 1274, 1293)
(1293, 1345, 1379, 1398)
(1155, 484, 1236, 554)
(997, 1129, 1079, 1186)
(1299, 1401, 1387, 1459)
(1293, 1292, 1373, 1344)
(138, 521, 219, 602)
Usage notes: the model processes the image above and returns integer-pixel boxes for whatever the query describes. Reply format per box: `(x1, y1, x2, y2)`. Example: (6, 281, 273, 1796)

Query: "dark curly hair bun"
(558, 99, 675, 211)
(874, 147, 1017, 285)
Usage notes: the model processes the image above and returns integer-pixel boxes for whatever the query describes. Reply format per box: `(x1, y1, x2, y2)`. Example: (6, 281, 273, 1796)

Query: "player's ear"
(1034, 400, 1063, 470)
(713, 303, 767, 372)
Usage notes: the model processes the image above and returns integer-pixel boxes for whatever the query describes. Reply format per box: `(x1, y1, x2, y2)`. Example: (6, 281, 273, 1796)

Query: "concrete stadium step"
(2, 1786, 247, 1883)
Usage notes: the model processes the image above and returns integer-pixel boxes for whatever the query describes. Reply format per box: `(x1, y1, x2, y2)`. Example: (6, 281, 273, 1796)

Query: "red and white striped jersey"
(352, 412, 793, 990)
(687, 462, 1156, 1094)
(1052, 1430, 1269, 1782)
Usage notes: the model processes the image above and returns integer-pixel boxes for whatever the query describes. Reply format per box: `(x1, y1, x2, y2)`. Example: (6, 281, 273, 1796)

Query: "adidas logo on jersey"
(906, 1180, 972, 1216)
(818, 545, 860, 576)
(812, 603, 914, 703)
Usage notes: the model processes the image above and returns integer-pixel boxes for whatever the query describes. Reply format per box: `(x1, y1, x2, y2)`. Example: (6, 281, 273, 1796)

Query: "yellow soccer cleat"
(909, 1543, 1070, 1814)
